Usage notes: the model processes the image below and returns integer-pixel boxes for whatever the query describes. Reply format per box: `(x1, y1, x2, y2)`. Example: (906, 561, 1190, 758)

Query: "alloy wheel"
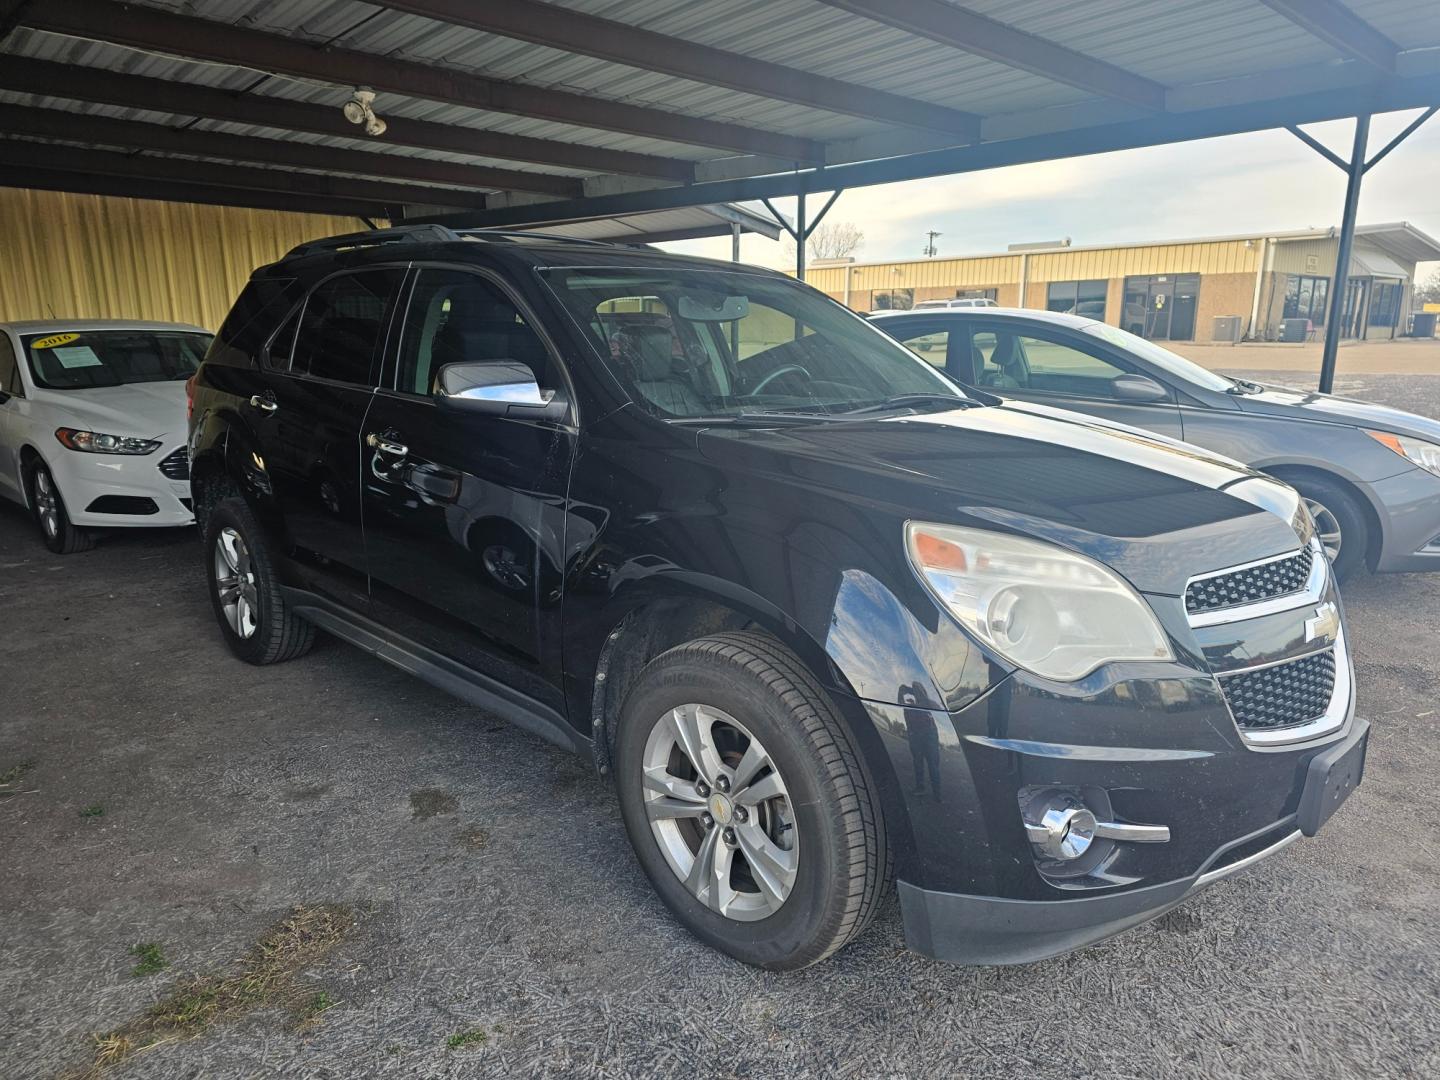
(1305, 498, 1343, 562)
(32, 467, 59, 539)
(214, 526, 260, 639)
(641, 704, 798, 922)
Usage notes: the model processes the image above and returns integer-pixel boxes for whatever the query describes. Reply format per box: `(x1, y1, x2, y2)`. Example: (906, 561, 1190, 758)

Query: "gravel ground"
(2, 374, 1439, 1080)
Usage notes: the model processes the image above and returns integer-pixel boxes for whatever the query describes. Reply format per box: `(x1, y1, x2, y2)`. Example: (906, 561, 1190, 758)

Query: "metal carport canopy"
(0, 0, 1433, 222)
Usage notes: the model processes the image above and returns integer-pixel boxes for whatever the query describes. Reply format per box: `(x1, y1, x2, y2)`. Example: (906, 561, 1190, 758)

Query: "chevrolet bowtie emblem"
(1305, 602, 1340, 644)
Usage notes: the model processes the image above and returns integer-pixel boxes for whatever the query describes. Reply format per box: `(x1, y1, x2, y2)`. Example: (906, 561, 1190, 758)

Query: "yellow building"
(804, 223, 1440, 343)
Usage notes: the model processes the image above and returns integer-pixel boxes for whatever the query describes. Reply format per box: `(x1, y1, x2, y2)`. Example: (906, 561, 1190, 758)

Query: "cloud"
(659, 108, 1440, 281)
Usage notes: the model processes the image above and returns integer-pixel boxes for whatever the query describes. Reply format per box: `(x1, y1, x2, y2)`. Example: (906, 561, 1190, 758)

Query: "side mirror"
(434, 359, 568, 421)
(1111, 373, 1169, 403)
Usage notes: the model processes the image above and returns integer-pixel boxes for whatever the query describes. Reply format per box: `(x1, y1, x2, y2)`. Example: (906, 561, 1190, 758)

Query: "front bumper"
(1367, 466, 1440, 572)
(48, 443, 193, 527)
(898, 717, 1367, 965)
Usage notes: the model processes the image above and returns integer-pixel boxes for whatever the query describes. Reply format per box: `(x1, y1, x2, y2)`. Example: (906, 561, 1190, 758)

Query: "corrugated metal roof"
(1, 0, 1437, 217)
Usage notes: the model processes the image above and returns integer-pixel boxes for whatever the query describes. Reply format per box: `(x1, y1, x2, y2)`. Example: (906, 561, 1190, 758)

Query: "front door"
(250, 266, 407, 612)
(0, 333, 25, 501)
(361, 266, 576, 712)
(966, 322, 1185, 439)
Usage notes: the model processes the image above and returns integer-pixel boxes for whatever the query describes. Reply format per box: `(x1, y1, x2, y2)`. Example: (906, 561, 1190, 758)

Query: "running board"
(282, 588, 587, 755)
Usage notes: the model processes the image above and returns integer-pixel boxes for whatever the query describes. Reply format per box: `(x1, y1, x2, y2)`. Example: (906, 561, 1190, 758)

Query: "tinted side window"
(0, 334, 21, 396)
(395, 269, 551, 395)
(293, 269, 405, 385)
(211, 276, 300, 366)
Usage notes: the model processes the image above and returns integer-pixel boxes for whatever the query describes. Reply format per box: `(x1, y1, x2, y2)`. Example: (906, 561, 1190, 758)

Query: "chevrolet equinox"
(188, 225, 1367, 969)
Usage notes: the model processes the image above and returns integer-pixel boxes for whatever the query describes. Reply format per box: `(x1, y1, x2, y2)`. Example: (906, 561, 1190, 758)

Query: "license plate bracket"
(1297, 718, 1369, 837)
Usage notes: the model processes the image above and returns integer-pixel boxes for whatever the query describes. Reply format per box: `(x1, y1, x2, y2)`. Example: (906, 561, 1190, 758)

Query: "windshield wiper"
(836, 393, 977, 416)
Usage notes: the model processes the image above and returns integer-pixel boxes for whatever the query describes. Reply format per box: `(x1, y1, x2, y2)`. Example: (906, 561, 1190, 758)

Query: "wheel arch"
(1261, 463, 1384, 571)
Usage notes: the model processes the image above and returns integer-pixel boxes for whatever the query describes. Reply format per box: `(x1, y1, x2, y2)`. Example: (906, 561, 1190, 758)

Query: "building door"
(1341, 278, 1369, 338)
(1123, 275, 1200, 341)
(1170, 277, 1199, 341)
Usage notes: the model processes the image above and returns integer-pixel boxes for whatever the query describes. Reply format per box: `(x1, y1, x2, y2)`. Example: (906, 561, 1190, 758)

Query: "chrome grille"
(1218, 650, 1336, 731)
(158, 448, 189, 481)
(1185, 547, 1313, 615)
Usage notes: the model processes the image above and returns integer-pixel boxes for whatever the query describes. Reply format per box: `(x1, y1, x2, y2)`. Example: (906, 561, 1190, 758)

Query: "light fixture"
(342, 88, 386, 137)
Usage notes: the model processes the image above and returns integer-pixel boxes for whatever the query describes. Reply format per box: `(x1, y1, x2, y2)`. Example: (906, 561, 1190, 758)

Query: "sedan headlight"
(906, 522, 1173, 682)
(1365, 429, 1440, 478)
(55, 427, 161, 455)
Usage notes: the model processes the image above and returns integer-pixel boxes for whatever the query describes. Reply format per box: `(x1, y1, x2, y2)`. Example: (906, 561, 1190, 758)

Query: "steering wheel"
(749, 364, 813, 395)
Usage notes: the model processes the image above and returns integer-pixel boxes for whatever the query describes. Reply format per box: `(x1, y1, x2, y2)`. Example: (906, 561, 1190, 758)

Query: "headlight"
(905, 522, 1173, 682)
(1365, 429, 1440, 478)
(55, 428, 161, 455)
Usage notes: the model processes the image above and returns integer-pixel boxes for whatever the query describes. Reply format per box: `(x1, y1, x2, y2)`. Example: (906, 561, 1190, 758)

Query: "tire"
(613, 631, 889, 970)
(27, 460, 95, 554)
(1288, 475, 1369, 582)
(203, 495, 315, 665)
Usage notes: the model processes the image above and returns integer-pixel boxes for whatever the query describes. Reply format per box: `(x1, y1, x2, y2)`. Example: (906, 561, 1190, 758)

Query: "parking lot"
(0, 369, 1434, 1080)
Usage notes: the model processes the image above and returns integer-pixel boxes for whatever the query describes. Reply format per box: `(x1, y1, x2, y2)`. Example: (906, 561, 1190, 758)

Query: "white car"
(0, 320, 211, 552)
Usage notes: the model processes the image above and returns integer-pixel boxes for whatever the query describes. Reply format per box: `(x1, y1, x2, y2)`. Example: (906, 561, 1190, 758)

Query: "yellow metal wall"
(0, 187, 371, 330)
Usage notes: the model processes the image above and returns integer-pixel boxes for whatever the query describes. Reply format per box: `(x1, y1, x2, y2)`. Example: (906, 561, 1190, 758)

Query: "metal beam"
(1258, 0, 1398, 74)
(23, 0, 825, 163)
(0, 0, 34, 42)
(0, 57, 690, 182)
(381, 0, 980, 139)
(0, 166, 386, 218)
(0, 103, 582, 198)
(1319, 115, 1370, 395)
(1286, 123, 1350, 170)
(1365, 105, 1438, 171)
(815, 0, 1167, 111)
(0, 137, 480, 210)
(417, 71, 1440, 228)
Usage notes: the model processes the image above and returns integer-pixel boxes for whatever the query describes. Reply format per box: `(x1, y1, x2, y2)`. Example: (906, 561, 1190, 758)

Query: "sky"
(657, 108, 1440, 285)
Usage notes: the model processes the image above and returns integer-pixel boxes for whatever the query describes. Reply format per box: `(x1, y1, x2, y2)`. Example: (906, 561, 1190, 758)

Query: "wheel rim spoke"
(730, 740, 769, 792)
(683, 826, 736, 915)
(735, 821, 796, 912)
(735, 771, 784, 807)
(666, 704, 724, 785)
(646, 797, 709, 822)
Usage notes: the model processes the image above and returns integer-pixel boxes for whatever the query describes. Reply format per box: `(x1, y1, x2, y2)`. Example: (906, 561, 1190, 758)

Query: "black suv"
(189, 225, 1367, 970)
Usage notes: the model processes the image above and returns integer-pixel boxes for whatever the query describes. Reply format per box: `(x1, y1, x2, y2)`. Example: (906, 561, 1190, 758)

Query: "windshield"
(1080, 323, 1235, 393)
(541, 267, 971, 419)
(21, 330, 211, 391)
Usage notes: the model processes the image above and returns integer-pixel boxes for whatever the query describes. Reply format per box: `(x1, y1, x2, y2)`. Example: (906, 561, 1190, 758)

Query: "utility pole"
(923, 230, 941, 258)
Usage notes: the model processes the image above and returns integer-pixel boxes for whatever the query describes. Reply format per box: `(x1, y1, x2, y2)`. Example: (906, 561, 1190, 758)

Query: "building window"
(1046, 280, 1107, 317)
(1122, 274, 1201, 341)
(871, 288, 914, 311)
(1283, 274, 1329, 325)
(1367, 281, 1402, 328)
(955, 288, 998, 300)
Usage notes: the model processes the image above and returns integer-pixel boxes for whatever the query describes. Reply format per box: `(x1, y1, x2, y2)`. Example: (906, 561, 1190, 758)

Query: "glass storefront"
(1282, 274, 1330, 326)
(1122, 274, 1200, 341)
(1046, 279, 1107, 319)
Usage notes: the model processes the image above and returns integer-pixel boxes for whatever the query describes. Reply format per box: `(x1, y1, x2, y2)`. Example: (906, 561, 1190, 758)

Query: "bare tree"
(783, 221, 864, 263)
(1414, 269, 1440, 305)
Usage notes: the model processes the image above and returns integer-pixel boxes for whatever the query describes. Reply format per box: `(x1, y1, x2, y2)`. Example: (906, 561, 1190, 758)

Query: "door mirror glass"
(435, 359, 565, 419)
(1111, 373, 1169, 402)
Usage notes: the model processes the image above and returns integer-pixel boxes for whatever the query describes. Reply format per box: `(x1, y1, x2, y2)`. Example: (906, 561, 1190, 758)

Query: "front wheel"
(614, 632, 888, 969)
(28, 461, 95, 554)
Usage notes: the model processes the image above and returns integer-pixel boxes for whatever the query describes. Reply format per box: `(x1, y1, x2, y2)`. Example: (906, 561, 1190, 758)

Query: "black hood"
(697, 400, 1304, 596)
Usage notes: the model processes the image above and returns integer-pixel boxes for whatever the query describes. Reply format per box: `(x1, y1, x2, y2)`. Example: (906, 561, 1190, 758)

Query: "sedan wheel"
(642, 703, 798, 922)
(33, 467, 59, 540)
(28, 462, 95, 554)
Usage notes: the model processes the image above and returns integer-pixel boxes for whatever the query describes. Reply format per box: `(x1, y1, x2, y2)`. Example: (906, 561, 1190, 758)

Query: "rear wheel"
(614, 632, 888, 969)
(204, 496, 314, 664)
(1289, 475, 1369, 582)
(28, 461, 95, 554)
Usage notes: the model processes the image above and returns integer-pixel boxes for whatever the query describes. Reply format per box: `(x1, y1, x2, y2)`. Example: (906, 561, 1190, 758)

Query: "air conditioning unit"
(1280, 318, 1310, 343)
(1211, 315, 1242, 343)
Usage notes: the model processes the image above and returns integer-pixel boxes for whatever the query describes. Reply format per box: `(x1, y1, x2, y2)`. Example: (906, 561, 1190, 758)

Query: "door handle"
(366, 432, 408, 457)
(248, 394, 278, 414)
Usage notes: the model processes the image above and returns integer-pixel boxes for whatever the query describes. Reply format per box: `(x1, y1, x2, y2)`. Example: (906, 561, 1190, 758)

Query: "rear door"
(0, 332, 25, 500)
(250, 266, 406, 611)
(360, 265, 577, 713)
(964, 320, 1185, 439)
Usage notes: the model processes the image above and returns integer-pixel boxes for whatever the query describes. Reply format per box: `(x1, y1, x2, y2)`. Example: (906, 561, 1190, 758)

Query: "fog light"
(1028, 805, 1097, 861)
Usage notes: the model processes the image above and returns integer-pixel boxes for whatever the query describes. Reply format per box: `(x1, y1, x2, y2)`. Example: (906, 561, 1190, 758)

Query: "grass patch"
(79, 804, 104, 818)
(292, 990, 337, 1028)
(129, 943, 169, 978)
(66, 904, 354, 1080)
(0, 759, 35, 787)
(446, 1028, 489, 1050)
(454, 826, 490, 851)
(410, 788, 458, 820)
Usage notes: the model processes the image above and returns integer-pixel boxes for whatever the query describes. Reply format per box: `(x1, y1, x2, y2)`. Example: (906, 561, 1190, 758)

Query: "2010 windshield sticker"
(30, 333, 80, 350)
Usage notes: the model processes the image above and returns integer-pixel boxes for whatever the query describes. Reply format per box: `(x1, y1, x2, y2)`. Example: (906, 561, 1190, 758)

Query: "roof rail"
(453, 228, 615, 247)
(283, 223, 463, 260)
